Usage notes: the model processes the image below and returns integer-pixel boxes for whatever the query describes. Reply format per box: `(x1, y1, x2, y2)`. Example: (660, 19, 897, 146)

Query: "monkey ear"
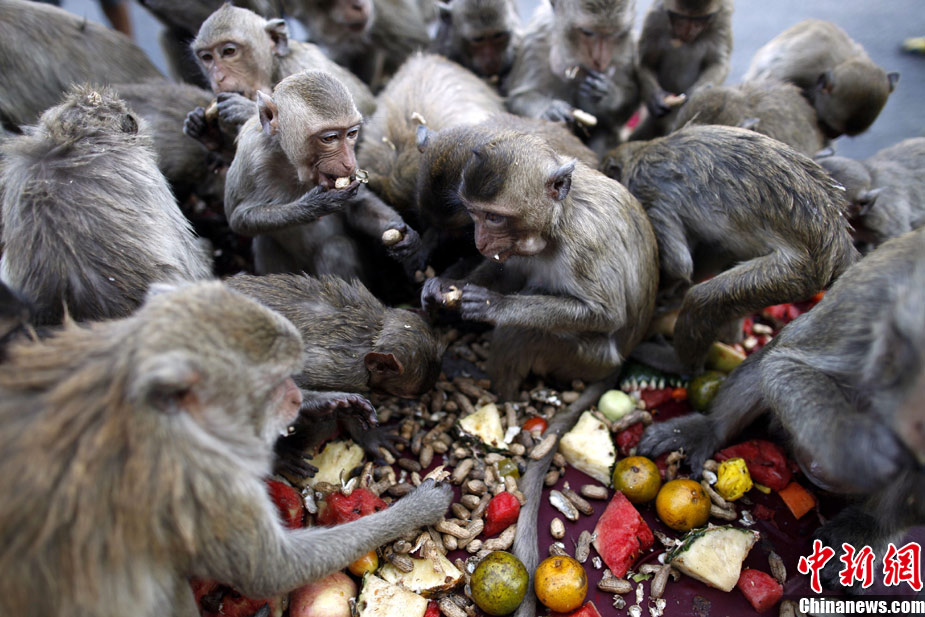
(856, 187, 883, 216)
(265, 18, 290, 57)
(364, 352, 404, 377)
(816, 70, 834, 95)
(545, 160, 575, 201)
(437, 0, 452, 23)
(739, 117, 760, 131)
(887, 72, 900, 92)
(416, 125, 435, 152)
(130, 352, 203, 415)
(257, 91, 280, 136)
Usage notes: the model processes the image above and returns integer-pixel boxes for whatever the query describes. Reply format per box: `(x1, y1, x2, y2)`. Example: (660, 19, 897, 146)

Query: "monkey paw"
(273, 439, 320, 479)
(183, 106, 223, 152)
(813, 507, 886, 594)
(345, 423, 407, 462)
(578, 69, 613, 103)
(636, 414, 718, 478)
(459, 284, 502, 324)
(541, 99, 575, 124)
(300, 391, 376, 427)
(399, 478, 454, 528)
(384, 223, 423, 265)
(421, 276, 463, 312)
(215, 92, 257, 130)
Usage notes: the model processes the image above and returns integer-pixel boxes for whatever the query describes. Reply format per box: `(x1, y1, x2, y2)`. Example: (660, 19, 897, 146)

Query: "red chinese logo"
(883, 542, 923, 592)
(798, 539, 836, 594)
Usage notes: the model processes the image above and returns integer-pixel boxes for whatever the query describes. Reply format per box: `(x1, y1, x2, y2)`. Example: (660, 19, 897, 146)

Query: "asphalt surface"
(59, 0, 924, 160)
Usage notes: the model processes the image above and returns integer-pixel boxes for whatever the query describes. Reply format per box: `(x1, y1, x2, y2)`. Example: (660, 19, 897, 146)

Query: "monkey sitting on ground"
(227, 273, 444, 468)
(818, 137, 925, 252)
(0, 86, 212, 326)
(639, 227, 925, 592)
(504, 0, 639, 154)
(629, 0, 733, 141)
(743, 19, 899, 139)
(430, 0, 522, 90)
(671, 78, 826, 158)
(421, 132, 659, 401)
(0, 280, 453, 617)
(224, 70, 421, 279)
(183, 4, 376, 152)
(601, 125, 859, 371)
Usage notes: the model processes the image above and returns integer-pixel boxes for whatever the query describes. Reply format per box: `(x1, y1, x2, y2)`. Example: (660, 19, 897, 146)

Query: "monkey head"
(664, 0, 721, 44)
(440, 0, 520, 78)
(812, 61, 899, 138)
(366, 310, 444, 397)
(459, 135, 575, 262)
(549, 0, 632, 76)
(193, 5, 291, 100)
(326, 0, 375, 36)
(39, 85, 145, 145)
(258, 71, 362, 190)
(135, 282, 305, 447)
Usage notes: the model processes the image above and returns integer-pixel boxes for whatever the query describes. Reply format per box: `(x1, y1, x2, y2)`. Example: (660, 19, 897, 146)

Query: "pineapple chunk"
(558, 411, 616, 485)
(357, 575, 428, 617)
(305, 440, 365, 489)
(667, 526, 759, 592)
(378, 551, 464, 597)
(458, 403, 508, 451)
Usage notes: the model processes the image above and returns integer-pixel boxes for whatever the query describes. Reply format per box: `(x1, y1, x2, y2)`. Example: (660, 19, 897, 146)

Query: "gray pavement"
(60, 0, 924, 159)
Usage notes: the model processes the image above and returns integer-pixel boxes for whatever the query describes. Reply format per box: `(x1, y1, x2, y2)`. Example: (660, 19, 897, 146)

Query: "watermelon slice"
(715, 440, 791, 491)
(591, 491, 654, 577)
(318, 488, 388, 526)
(484, 491, 521, 537)
(737, 569, 784, 613)
(266, 479, 304, 529)
(550, 601, 603, 617)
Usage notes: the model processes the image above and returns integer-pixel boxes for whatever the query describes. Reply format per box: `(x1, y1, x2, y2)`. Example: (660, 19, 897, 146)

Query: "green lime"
(470, 551, 529, 616)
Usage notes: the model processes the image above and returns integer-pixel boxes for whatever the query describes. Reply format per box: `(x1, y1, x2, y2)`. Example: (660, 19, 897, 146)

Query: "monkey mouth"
(347, 20, 368, 33)
(483, 247, 515, 263)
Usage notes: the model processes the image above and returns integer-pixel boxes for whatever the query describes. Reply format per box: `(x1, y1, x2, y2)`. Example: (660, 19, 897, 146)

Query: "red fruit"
(737, 569, 784, 613)
(266, 479, 304, 529)
(317, 488, 388, 526)
(550, 601, 603, 617)
(591, 491, 654, 578)
(522, 417, 548, 435)
(424, 600, 441, 617)
(615, 422, 645, 456)
(716, 440, 791, 491)
(220, 591, 282, 617)
(639, 388, 674, 410)
(483, 491, 521, 537)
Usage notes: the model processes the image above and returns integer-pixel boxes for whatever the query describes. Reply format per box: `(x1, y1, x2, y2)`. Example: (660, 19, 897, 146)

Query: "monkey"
(0, 280, 454, 617)
(356, 53, 505, 220)
(420, 131, 659, 402)
(818, 138, 925, 252)
(224, 70, 421, 280)
(743, 19, 900, 139)
(227, 273, 444, 470)
(504, 0, 639, 154)
(0, 281, 32, 356)
(0, 86, 212, 327)
(638, 227, 925, 592)
(283, 0, 431, 91)
(629, 0, 733, 141)
(183, 4, 377, 152)
(670, 78, 827, 158)
(430, 0, 522, 88)
(0, 0, 163, 131)
(601, 125, 859, 371)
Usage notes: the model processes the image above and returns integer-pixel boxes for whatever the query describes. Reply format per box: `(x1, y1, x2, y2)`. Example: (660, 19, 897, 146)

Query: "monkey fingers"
(541, 100, 575, 124)
(183, 107, 224, 153)
(384, 223, 423, 262)
(636, 414, 718, 478)
(646, 91, 673, 118)
(273, 439, 320, 478)
(345, 422, 408, 462)
(216, 92, 257, 131)
(420, 277, 464, 312)
(579, 70, 612, 102)
(458, 284, 502, 324)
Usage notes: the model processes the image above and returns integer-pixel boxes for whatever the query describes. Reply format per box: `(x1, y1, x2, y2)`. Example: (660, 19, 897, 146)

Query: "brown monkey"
(284, 0, 431, 91)
(0, 281, 32, 355)
(671, 79, 826, 157)
(639, 227, 925, 592)
(0, 280, 453, 617)
(504, 0, 639, 154)
(0, 86, 212, 326)
(0, 0, 163, 131)
(421, 131, 659, 401)
(431, 0, 522, 87)
(357, 53, 505, 219)
(184, 4, 376, 148)
(744, 19, 899, 139)
(818, 138, 925, 251)
(224, 70, 420, 278)
(629, 0, 733, 140)
(603, 125, 859, 371)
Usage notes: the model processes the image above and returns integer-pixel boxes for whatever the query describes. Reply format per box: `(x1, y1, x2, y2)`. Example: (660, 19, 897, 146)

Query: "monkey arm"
(226, 188, 355, 236)
(343, 189, 423, 265)
(687, 18, 733, 93)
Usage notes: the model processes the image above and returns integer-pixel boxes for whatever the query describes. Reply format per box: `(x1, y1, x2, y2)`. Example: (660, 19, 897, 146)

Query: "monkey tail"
(511, 374, 618, 617)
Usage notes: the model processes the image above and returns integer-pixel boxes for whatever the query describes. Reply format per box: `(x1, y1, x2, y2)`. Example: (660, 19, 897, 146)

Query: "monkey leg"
(674, 250, 820, 369)
(314, 235, 365, 282)
(252, 235, 303, 275)
(488, 326, 618, 401)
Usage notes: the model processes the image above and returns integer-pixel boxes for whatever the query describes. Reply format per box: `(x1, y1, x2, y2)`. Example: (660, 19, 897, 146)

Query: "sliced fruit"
(266, 479, 304, 529)
(348, 550, 379, 577)
(715, 440, 791, 491)
(378, 551, 464, 598)
(777, 481, 816, 520)
(534, 555, 588, 613)
(484, 491, 521, 537)
(458, 403, 508, 451)
(667, 525, 759, 592)
(356, 575, 428, 617)
(558, 411, 616, 485)
(737, 569, 784, 613)
(550, 601, 603, 617)
(591, 491, 654, 578)
(705, 341, 746, 373)
(305, 440, 365, 489)
(688, 371, 726, 411)
(289, 572, 356, 617)
(655, 479, 711, 532)
(715, 457, 753, 501)
(317, 488, 387, 526)
(615, 422, 645, 457)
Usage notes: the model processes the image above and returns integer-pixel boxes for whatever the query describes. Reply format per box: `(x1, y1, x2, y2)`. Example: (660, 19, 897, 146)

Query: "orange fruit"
(470, 551, 529, 616)
(534, 555, 588, 613)
(347, 550, 378, 576)
(655, 478, 711, 532)
(612, 456, 662, 504)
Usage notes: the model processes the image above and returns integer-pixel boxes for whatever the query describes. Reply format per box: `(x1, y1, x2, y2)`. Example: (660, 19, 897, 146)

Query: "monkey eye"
(578, 27, 595, 37)
(484, 212, 506, 227)
(346, 127, 360, 140)
(198, 51, 213, 63)
(471, 34, 486, 44)
(221, 44, 237, 58)
(320, 132, 339, 144)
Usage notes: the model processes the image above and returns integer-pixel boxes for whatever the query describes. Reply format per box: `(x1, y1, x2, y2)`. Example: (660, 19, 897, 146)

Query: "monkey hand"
(637, 414, 719, 478)
(421, 276, 465, 312)
(300, 391, 377, 429)
(541, 99, 575, 124)
(273, 437, 320, 479)
(458, 284, 503, 324)
(216, 92, 257, 132)
(344, 421, 408, 462)
(384, 222, 424, 266)
(298, 185, 356, 218)
(645, 90, 673, 118)
(391, 478, 454, 530)
(578, 69, 615, 104)
(183, 106, 224, 153)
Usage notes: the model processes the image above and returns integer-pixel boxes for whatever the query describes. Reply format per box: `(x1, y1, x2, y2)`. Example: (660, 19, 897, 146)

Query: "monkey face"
(463, 30, 514, 77)
(331, 0, 374, 33)
(196, 40, 269, 100)
(466, 202, 547, 262)
(666, 11, 715, 44)
(302, 125, 361, 189)
(569, 25, 620, 73)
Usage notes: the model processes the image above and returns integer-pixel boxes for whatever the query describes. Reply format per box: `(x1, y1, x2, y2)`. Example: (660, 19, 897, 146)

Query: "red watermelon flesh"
(317, 488, 388, 526)
(591, 491, 654, 577)
(737, 569, 784, 613)
(550, 601, 603, 617)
